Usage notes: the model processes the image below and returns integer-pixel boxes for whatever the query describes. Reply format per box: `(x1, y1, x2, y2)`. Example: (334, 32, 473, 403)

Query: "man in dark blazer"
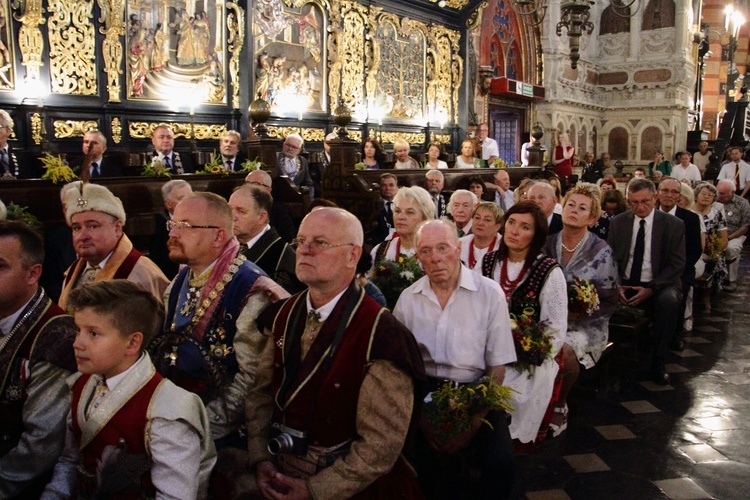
(609, 178, 686, 385)
(276, 133, 314, 196)
(149, 179, 193, 279)
(373, 172, 398, 245)
(0, 109, 39, 179)
(148, 124, 194, 174)
(219, 129, 247, 172)
(657, 177, 703, 350)
(70, 130, 124, 178)
(528, 182, 562, 235)
(228, 184, 304, 294)
(245, 169, 297, 242)
(425, 169, 448, 218)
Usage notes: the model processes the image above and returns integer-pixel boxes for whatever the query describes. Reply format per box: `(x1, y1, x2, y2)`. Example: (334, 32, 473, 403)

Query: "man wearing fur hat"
(58, 183, 169, 308)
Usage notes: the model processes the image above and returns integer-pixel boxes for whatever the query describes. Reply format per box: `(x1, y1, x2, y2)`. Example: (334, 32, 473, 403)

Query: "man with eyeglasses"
(0, 109, 30, 179)
(609, 178, 685, 385)
(245, 169, 296, 242)
(58, 183, 168, 308)
(149, 192, 289, 455)
(247, 207, 425, 499)
(393, 219, 516, 499)
(276, 133, 315, 196)
(657, 177, 702, 350)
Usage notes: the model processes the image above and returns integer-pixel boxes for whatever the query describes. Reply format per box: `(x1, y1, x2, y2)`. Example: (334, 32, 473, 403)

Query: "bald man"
(248, 208, 425, 498)
(528, 182, 562, 235)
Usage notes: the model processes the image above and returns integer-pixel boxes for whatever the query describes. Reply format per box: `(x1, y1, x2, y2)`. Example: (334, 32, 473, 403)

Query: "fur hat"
(64, 183, 126, 225)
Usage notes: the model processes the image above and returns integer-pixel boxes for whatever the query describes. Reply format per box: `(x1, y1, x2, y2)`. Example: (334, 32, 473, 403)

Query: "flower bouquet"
(239, 157, 264, 173)
(509, 310, 554, 377)
(492, 158, 509, 169)
(371, 255, 423, 309)
(567, 277, 600, 316)
(40, 153, 77, 184)
(198, 152, 230, 176)
(704, 231, 724, 261)
(353, 162, 367, 170)
(141, 157, 172, 178)
(424, 377, 514, 442)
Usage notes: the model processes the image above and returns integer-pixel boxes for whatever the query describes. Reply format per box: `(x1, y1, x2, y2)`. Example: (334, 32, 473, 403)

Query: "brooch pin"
(164, 346, 179, 366)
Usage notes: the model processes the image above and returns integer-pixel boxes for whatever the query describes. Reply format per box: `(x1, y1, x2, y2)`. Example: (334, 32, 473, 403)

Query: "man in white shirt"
(671, 151, 702, 183)
(477, 123, 499, 165)
(493, 169, 515, 211)
(717, 146, 750, 197)
(394, 219, 515, 499)
(692, 141, 711, 175)
(448, 189, 477, 237)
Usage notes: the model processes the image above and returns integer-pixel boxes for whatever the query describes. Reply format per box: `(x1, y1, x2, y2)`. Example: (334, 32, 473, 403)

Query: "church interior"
(0, 0, 749, 498)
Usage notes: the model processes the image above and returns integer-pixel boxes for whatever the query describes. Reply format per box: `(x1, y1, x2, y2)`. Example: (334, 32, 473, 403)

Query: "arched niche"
(608, 126, 629, 160)
(640, 125, 664, 161)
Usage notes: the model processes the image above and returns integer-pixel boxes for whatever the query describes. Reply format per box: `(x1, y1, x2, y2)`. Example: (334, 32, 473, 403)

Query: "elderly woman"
(514, 178, 537, 204)
(460, 202, 503, 271)
(455, 139, 480, 169)
(362, 139, 385, 169)
(543, 185, 618, 436)
(482, 202, 568, 443)
(372, 185, 435, 263)
(598, 177, 618, 193)
(693, 182, 728, 313)
(425, 142, 448, 169)
(648, 150, 672, 177)
(393, 139, 419, 169)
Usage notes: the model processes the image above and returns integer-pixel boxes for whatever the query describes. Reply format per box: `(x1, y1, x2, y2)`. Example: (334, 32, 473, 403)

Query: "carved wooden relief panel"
(0, 0, 15, 91)
(47, 0, 98, 95)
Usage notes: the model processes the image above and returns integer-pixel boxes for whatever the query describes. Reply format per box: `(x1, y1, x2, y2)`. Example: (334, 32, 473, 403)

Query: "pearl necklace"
(561, 233, 586, 253)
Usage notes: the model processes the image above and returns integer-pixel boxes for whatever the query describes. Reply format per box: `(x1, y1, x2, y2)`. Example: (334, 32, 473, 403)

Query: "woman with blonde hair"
(514, 178, 537, 204)
(393, 138, 419, 169)
(460, 202, 503, 271)
(455, 139, 480, 169)
(553, 132, 575, 183)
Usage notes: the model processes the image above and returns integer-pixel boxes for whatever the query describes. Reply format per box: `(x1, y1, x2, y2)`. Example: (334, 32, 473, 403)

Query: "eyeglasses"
(166, 220, 220, 231)
(418, 244, 455, 258)
(290, 237, 354, 254)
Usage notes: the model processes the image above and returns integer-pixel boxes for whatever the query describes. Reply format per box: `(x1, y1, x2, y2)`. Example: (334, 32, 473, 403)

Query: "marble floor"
(516, 253, 750, 500)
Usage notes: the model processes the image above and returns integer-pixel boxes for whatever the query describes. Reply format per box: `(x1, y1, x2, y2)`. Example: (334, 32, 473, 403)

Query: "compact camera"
(268, 423, 308, 455)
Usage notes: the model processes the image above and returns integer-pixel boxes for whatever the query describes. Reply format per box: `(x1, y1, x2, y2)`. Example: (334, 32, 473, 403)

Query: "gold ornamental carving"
(97, 0, 125, 102)
(0, 2, 16, 90)
(379, 132, 425, 146)
(337, 1, 369, 111)
(53, 120, 99, 138)
(111, 117, 122, 143)
(30, 112, 43, 145)
(13, 0, 45, 82)
(432, 133, 450, 145)
(47, 0, 97, 95)
(348, 130, 362, 142)
(268, 126, 325, 142)
(128, 121, 226, 140)
(227, 2, 244, 110)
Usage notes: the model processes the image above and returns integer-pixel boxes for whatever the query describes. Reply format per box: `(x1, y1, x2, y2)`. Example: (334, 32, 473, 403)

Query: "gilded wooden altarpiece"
(0, 1, 15, 90)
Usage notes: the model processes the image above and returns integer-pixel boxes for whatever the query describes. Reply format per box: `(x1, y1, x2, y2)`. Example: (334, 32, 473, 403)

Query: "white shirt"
(306, 288, 347, 321)
(459, 234, 500, 271)
(246, 225, 271, 250)
(693, 151, 711, 173)
(393, 266, 516, 382)
(454, 156, 476, 169)
(0, 294, 35, 340)
(717, 160, 750, 189)
(480, 137, 499, 161)
(672, 163, 702, 182)
(624, 209, 655, 283)
(520, 142, 531, 166)
(222, 156, 237, 171)
(456, 219, 472, 236)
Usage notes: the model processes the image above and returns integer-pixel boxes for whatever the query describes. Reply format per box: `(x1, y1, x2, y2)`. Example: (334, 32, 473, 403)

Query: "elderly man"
(149, 124, 194, 174)
(149, 192, 288, 448)
(597, 152, 616, 177)
(717, 146, 750, 198)
(245, 169, 296, 242)
(373, 172, 398, 244)
(58, 183, 169, 308)
(150, 179, 193, 279)
(449, 189, 478, 236)
(581, 151, 602, 183)
(693, 141, 711, 175)
(394, 219, 515, 499)
(71, 131, 123, 178)
(276, 133, 314, 194)
(247, 207, 425, 498)
(0, 221, 77, 498)
(229, 184, 304, 294)
(609, 178, 685, 384)
(493, 169, 515, 211)
(219, 129, 246, 172)
(528, 182, 562, 234)
(477, 123, 499, 165)
(425, 169, 448, 218)
(0, 109, 28, 179)
(657, 177, 702, 349)
(717, 179, 750, 291)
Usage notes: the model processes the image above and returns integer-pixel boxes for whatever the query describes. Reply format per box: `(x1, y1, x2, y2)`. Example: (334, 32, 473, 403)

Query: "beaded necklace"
(468, 235, 498, 269)
(560, 232, 586, 254)
(499, 258, 529, 297)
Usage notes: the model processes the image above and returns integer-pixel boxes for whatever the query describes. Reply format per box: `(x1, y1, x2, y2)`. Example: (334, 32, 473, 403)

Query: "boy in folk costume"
(43, 280, 216, 499)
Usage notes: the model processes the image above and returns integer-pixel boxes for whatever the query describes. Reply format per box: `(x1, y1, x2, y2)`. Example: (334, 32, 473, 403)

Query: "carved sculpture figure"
(193, 12, 210, 65)
(150, 24, 167, 72)
(176, 10, 196, 66)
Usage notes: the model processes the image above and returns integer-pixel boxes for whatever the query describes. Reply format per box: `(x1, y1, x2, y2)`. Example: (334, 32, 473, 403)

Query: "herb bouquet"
(424, 377, 514, 441)
(371, 255, 423, 309)
(510, 311, 554, 377)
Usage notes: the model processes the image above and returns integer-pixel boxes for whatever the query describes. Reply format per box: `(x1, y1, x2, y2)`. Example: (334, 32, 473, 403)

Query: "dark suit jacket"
(673, 206, 702, 284)
(276, 153, 314, 194)
(548, 213, 563, 235)
(149, 210, 180, 280)
(269, 202, 297, 243)
(2, 146, 40, 179)
(70, 156, 124, 177)
(373, 201, 394, 245)
(222, 152, 247, 172)
(40, 224, 76, 302)
(240, 227, 305, 294)
(148, 150, 195, 174)
(434, 193, 448, 219)
(608, 209, 686, 291)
